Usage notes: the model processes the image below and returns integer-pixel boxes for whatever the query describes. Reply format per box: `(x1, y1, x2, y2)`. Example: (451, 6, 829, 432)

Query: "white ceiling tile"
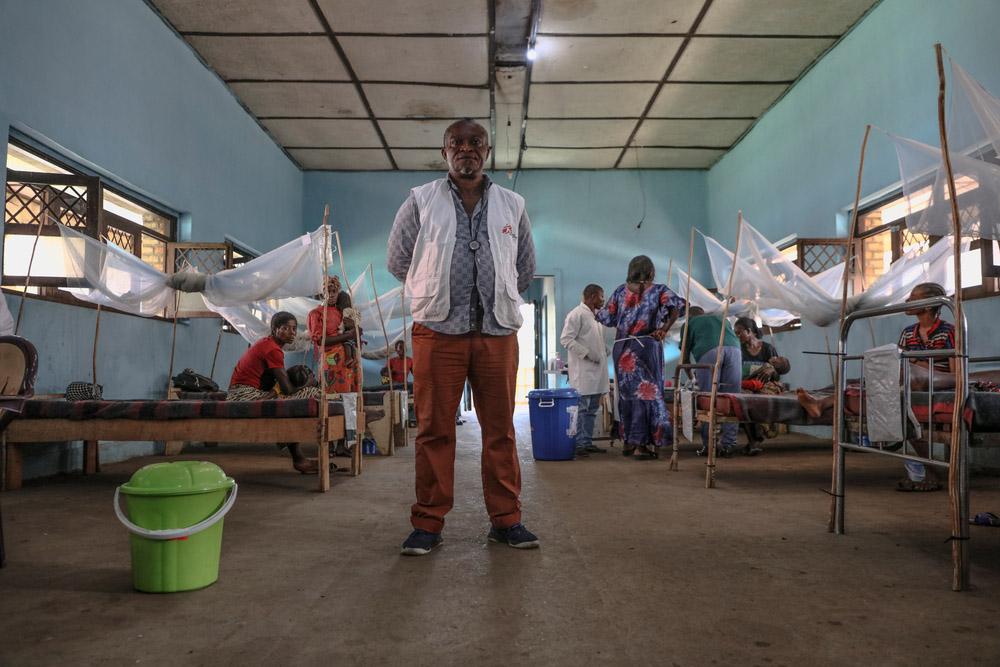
(290, 149, 393, 170)
(633, 119, 752, 146)
(152, 0, 322, 32)
(316, 0, 488, 33)
(532, 36, 682, 82)
(364, 84, 490, 118)
(261, 119, 381, 147)
(620, 147, 725, 168)
(528, 83, 655, 118)
(526, 119, 636, 147)
(673, 37, 834, 81)
(494, 67, 525, 170)
(340, 37, 488, 85)
(521, 148, 620, 169)
(381, 119, 488, 148)
(540, 0, 704, 33)
(391, 149, 449, 171)
(649, 82, 786, 117)
(699, 0, 876, 35)
(229, 82, 367, 117)
(186, 36, 347, 80)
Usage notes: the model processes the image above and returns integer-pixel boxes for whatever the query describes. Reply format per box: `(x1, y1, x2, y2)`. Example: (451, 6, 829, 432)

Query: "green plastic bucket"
(115, 461, 237, 593)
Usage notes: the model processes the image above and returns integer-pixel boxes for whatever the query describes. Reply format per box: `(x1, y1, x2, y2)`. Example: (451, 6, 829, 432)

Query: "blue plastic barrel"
(527, 387, 580, 461)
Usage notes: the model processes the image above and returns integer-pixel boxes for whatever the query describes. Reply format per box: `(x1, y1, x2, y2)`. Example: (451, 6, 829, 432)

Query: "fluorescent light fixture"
(526, 46, 537, 61)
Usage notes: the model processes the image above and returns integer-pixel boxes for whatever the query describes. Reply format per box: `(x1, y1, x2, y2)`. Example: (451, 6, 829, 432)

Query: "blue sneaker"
(488, 523, 540, 549)
(400, 529, 443, 556)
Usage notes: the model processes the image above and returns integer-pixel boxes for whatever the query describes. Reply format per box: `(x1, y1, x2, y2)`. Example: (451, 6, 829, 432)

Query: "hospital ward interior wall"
(704, 0, 1000, 462)
(303, 169, 709, 379)
(0, 0, 305, 479)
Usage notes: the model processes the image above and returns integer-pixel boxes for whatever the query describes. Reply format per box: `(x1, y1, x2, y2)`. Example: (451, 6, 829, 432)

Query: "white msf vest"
(405, 178, 525, 330)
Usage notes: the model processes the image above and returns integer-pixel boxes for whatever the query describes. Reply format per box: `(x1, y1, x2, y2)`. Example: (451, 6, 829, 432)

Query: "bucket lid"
(527, 387, 579, 399)
(120, 461, 235, 496)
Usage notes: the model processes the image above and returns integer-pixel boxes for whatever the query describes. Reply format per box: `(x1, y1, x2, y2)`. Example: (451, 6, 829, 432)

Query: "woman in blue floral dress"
(596, 255, 685, 459)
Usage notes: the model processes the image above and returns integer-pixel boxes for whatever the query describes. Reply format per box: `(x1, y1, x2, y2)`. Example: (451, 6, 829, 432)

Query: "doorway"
(516, 276, 556, 405)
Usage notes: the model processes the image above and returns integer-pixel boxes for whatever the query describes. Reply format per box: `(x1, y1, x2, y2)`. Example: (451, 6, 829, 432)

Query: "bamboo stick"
(92, 305, 102, 386)
(828, 124, 871, 533)
(318, 205, 332, 492)
(705, 213, 744, 488)
(671, 228, 696, 472)
(401, 280, 411, 444)
(14, 215, 46, 335)
(210, 321, 224, 379)
(935, 43, 969, 592)
(368, 264, 394, 393)
(334, 230, 364, 476)
(166, 291, 180, 399)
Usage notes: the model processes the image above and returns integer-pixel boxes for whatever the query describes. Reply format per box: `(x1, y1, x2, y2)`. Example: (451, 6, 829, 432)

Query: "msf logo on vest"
(501, 223, 514, 236)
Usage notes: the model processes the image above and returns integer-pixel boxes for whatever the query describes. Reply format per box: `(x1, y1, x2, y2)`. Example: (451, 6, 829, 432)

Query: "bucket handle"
(113, 484, 238, 541)
(537, 399, 555, 408)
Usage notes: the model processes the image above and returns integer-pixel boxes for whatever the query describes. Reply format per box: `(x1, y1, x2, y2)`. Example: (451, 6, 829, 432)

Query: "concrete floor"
(3, 409, 1000, 666)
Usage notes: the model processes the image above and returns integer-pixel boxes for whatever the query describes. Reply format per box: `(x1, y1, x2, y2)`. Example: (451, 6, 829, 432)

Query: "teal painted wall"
(705, 0, 1000, 403)
(0, 0, 304, 477)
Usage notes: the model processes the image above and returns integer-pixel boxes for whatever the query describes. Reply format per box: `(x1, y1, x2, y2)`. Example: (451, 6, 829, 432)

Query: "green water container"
(115, 461, 237, 593)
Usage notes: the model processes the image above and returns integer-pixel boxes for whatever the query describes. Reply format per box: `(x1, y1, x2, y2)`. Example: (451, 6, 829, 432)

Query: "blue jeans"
(576, 394, 602, 449)
(694, 347, 742, 450)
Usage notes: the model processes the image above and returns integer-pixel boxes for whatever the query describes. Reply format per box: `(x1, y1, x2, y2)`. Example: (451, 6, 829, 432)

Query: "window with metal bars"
(3, 138, 177, 310)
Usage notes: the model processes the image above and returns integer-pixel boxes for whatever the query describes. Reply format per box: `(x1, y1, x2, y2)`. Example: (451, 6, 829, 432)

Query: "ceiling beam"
(515, 0, 542, 171)
(306, 0, 397, 169)
(613, 0, 716, 168)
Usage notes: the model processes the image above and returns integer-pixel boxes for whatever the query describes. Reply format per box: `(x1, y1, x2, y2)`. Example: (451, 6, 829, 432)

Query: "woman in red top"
(308, 276, 362, 393)
(382, 340, 414, 385)
(227, 311, 323, 473)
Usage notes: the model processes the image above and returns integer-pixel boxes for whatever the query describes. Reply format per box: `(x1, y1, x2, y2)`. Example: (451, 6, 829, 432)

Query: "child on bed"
(796, 282, 955, 491)
(337, 291, 363, 368)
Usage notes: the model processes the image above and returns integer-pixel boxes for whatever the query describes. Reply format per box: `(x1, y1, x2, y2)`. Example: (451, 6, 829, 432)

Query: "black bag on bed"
(171, 368, 219, 393)
(65, 381, 102, 401)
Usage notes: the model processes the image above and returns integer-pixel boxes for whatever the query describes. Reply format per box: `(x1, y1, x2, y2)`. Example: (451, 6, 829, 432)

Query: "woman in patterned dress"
(596, 255, 685, 460)
(308, 276, 362, 394)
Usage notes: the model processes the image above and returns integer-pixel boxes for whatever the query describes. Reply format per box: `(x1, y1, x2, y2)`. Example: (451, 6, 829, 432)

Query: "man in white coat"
(559, 284, 610, 458)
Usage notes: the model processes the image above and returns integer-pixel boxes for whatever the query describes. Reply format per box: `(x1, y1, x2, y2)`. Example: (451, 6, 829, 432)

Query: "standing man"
(560, 284, 610, 458)
(387, 118, 538, 555)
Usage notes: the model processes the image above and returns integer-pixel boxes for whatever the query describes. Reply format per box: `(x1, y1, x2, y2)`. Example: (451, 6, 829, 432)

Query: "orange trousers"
(410, 323, 521, 532)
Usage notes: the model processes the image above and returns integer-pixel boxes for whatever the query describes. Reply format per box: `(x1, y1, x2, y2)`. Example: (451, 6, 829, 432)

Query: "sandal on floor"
(633, 446, 658, 461)
(970, 512, 1000, 527)
(895, 477, 942, 492)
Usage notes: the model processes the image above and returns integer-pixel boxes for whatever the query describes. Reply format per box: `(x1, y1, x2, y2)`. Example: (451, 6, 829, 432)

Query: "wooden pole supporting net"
(671, 228, 696, 472)
(317, 205, 332, 492)
(165, 292, 180, 399)
(935, 43, 969, 591)
(829, 124, 872, 533)
(705, 213, 744, 488)
(334, 230, 364, 476)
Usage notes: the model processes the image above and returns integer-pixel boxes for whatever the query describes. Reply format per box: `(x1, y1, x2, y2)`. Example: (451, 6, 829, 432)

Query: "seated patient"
(227, 311, 325, 474)
(796, 282, 955, 491)
(734, 316, 790, 455)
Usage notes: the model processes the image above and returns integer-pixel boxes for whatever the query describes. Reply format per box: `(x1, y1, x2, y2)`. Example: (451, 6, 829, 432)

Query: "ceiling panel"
(381, 119, 488, 148)
(633, 118, 752, 147)
(520, 148, 620, 169)
(620, 147, 726, 168)
(261, 119, 381, 147)
(528, 83, 656, 118)
(340, 37, 488, 85)
(672, 37, 835, 81)
(391, 149, 449, 171)
(540, 0, 704, 34)
(152, 0, 322, 33)
(229, 82, 367, 118)
(648, 82, 786, 117)
(316, 0, 488, 33)
(364, 84, 490, 118)
(186, 36, 348, 81)
(531, 36, 683, 82)
(526, 119, 636, 147)
(290, 149, 393, 170)
(699, 0, 876, 35)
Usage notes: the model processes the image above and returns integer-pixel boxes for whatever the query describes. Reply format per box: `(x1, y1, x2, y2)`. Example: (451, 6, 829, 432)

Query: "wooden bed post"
(671, 229, 695, 472)
(334, 230, 364, 476)
(368, 264, 396, 454)
(830, 124, 872, 534)
(210, 322, 224, 379)
(935, 43, 969, 591)
(705, 213, 744, 488)
(318, 205, 332, 492)
(166, 292, 180, 398)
